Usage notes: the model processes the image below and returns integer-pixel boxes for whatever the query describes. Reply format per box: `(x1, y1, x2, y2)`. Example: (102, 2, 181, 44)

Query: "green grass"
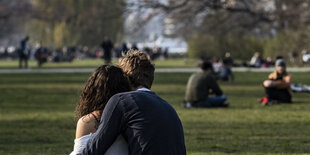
(1, 72, 310, 155)
(0, 58, 197, 69)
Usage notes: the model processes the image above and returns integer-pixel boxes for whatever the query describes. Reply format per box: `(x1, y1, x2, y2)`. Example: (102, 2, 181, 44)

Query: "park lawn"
(0, 72, 310, 155)
(0, 58, 197, 69)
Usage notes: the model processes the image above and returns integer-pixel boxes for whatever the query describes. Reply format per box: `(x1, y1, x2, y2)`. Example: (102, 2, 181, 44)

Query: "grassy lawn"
(1, 72, 310, 155)
(0, 58, 197, 69)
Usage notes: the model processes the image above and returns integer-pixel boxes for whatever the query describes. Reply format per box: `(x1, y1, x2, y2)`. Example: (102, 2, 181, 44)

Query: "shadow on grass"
(184, 121, 310, 154)
(2, 118, 309, 154)
(0, 119, 75, 154)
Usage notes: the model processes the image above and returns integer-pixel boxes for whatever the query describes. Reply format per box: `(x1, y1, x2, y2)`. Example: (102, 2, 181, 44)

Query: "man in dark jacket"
(82, 50, 186, 155)
(184, 61, 229, 108)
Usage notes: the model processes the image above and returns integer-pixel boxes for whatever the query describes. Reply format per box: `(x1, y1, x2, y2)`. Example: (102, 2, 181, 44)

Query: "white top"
(70, 134, 128, 155)
(136, 88, 150, 91)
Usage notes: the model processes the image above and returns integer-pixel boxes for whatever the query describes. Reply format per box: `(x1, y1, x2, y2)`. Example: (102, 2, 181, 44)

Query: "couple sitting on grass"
(71, 51, 186, 155)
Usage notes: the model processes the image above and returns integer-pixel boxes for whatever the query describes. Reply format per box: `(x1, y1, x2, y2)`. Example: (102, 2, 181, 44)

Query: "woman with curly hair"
(70, 65, 130, 155)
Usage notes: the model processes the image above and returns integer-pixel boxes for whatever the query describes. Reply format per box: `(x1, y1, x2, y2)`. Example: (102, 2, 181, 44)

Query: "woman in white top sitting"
(70, 65, 130, 155)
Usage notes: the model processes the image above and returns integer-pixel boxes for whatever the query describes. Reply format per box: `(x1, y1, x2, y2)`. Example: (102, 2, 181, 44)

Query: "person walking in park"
(71, 65, 130, 155)
(184, 61, 229, 108)
(260, 59, 292, 105)
(18, 36, 30, 69)
(81, 50, 186, 155)
(100, 37, 114, 64)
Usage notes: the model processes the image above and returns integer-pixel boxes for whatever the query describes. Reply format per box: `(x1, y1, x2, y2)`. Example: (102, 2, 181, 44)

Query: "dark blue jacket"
(82, 90, 186, 155)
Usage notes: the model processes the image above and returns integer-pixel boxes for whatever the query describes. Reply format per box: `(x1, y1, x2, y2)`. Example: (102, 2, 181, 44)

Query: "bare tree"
(0, 0, 32, 44)
(131, 0, 310, 37)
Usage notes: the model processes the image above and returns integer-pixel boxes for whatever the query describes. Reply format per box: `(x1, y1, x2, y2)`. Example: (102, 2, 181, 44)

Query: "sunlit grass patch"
(0, 72, 310, 154)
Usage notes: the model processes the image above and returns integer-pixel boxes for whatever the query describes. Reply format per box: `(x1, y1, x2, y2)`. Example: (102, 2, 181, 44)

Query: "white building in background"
(124, 0, 187, 54)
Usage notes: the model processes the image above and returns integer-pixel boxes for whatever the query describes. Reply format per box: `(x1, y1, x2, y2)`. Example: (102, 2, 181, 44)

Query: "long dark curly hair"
(75, 65, 130, 119)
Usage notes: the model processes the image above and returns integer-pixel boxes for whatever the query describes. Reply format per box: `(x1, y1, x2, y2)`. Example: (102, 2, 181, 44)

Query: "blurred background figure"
(289, 50, 298, 65)
(223, 52, 234, 67)
(119, 43, 129, 56)
(130, 43, 139, 51)
(34, 42, 44, 67)
(302, 49, 310, 64)
(100, 37, 114, 64)
(249, 52, 262, 68)
(262, 56, 274, 68)
(18, 36, 30, 69)
(212, 57, 221, 73)
(218, 61, 234, 81)
(291, 83, 310, 93)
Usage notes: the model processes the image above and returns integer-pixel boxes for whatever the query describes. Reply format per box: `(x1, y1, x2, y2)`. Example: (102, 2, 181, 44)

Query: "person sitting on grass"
(260, 59, 292, 105)
(218, 60, 234, 81)
(184, 61, 229, 108)
(71, 65, 130, 155)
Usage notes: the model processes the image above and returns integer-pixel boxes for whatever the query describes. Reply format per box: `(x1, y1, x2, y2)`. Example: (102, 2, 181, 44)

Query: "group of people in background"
(201, 52, 235, 82)
(101, 37, 169, 65)
(249, 51, 310, 68)
(249, 52, 274, 68)
(1, 36, 170, 68)
(2, 36, 310, 70)
(211, 53, 234, 82)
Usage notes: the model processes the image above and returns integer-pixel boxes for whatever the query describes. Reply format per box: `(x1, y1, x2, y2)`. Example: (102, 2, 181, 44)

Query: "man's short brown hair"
(118, 50, 155, 89)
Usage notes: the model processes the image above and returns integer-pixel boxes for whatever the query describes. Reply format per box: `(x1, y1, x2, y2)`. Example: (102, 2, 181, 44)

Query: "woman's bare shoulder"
(75, 111, 100, 139)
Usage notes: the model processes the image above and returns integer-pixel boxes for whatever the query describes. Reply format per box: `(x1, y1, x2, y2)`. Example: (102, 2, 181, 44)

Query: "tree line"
(0, 0, 125, 48)
(137, 0, 310, 62)
(1, 0, 310, 63)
